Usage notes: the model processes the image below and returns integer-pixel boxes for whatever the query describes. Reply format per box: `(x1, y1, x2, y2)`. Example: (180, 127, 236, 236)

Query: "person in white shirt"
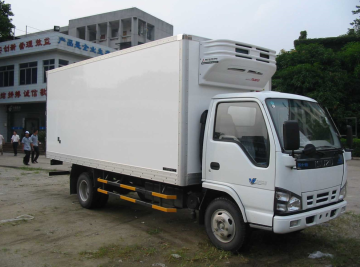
(11, 131, 20, 156)
(22, 131, 33, 165)
(30, 129, 41, 163)
(0, 133, 4, 156)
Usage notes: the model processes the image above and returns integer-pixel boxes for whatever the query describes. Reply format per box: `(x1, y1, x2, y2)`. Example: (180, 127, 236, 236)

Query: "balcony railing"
(121, 36, 131, 43)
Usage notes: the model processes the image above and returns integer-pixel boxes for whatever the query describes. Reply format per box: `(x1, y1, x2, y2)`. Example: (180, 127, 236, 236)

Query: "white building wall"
(0, 51, 88, 104)
(0, 32, 115, 105)
(0, 32, 116, 141)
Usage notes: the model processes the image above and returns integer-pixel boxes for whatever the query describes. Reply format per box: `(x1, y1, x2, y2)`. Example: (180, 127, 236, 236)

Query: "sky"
(8, 0, 360, 53)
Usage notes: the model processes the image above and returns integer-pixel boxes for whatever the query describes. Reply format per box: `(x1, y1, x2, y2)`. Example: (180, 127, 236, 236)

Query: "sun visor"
(199, 39, 277, 91)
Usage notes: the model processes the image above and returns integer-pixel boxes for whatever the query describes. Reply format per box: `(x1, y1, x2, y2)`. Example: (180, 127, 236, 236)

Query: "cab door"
(203, 98, 276, 226)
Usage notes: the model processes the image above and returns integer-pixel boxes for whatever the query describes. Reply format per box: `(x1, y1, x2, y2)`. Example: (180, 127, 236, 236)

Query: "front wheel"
(204, 197, 249, 252)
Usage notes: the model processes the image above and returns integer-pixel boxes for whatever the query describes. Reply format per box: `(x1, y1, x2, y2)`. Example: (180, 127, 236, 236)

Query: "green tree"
(350, 3, 360, 34)
(273, 42, 360, 130)
(0, 1, 14, 42)
(345, 2, 360, 36)
(299, 31, 307, 40)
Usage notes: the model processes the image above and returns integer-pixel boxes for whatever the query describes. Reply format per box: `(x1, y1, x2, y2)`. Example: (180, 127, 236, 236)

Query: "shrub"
(341, 138, 360, 157)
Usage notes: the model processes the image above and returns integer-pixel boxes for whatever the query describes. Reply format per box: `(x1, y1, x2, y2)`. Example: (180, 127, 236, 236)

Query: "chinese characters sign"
(57, 37, 111, 55)
(0, 88, 46, 100)
(0, 34, 114, 57)
(0, 37, 51, 54)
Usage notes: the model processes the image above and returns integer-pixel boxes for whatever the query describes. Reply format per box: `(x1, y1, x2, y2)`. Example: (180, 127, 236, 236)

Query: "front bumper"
(273, 201, 347, 234)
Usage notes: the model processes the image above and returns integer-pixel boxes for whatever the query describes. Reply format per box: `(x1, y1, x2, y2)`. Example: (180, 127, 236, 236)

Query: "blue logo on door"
(249, 178, 256, 185)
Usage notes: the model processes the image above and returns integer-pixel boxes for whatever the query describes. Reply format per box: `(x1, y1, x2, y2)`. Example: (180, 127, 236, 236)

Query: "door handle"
(210, 162, 220, 170)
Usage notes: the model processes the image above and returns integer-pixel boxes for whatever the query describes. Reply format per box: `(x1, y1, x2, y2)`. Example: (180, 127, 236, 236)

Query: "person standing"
(11, 131, 20, 156)
(0, 132, 4, 155)
(22, 131, 33, 165)
(30, 130, 41, 163)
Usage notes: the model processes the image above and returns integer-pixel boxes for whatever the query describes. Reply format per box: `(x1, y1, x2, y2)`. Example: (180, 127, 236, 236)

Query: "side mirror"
(346, 125, 353, 149)
(283, 120, 300, 151)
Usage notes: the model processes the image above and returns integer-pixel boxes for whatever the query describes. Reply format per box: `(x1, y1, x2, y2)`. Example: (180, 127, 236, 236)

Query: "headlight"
(288, 196, 301, 211)
(275, 191, 290, 202)
(339, 182, 347, 200)
(275, 188, 302, 214)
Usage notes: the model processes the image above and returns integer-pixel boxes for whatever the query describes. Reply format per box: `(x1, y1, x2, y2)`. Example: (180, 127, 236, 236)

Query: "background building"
(0, 32, 115, 141)
(0, 8, 173, 142)
(23, 8, 173, 51)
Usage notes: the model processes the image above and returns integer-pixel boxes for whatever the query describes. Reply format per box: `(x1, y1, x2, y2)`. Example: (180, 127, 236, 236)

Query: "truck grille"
(302, 187, 339, 209)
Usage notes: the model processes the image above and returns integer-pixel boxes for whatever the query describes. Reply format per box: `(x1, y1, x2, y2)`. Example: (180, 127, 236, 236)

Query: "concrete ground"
(345, 159, 360, 212)
(0, 153, 359, 267)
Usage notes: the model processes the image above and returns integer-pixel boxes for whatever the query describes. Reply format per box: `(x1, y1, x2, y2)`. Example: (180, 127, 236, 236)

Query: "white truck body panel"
(47, 34, 276, 186)
(46, 34, 347, 234)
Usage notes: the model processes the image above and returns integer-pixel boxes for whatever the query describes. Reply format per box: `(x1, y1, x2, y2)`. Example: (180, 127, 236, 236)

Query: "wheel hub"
(79, 180, 89, 202)
(211, 209, 236, 243)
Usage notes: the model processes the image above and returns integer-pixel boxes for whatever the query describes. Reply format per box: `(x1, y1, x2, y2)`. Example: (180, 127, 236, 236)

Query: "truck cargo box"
(47, 34, 276, 186)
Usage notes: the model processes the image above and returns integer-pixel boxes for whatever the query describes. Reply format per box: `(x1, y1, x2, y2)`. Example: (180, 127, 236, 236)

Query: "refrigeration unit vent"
(199, 39, 276, 90)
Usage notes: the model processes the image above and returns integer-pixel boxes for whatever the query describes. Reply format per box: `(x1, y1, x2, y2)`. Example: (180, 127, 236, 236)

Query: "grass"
(166, 242, 233, 266)
(18, 167, 45, 172)
(18, 167, 58, 172)
(241, 211, 360, 266)
(147, 228, 162, 235)
(79, 244, 145, 259)
(77, 212, 360, 266)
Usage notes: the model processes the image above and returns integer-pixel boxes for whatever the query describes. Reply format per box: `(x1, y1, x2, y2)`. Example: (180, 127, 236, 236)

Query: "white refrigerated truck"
(47, 34, 351, 251)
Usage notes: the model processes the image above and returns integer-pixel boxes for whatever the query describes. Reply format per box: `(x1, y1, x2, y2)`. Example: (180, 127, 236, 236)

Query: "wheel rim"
(211, 209, 236, 243)
(79, 180, 89, 202)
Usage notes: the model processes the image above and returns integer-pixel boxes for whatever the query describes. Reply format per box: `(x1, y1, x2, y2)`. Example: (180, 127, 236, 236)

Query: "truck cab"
(201, 90, 348, 249)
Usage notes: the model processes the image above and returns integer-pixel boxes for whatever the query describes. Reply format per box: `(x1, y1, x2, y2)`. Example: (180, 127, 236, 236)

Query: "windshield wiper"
(317, 146, 338, 149)
(316, 146, 343, 153)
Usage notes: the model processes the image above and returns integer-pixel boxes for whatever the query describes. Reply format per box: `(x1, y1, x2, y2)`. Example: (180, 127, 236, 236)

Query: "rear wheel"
(205, 197, 249, 252)
(77, 172, 108, 209)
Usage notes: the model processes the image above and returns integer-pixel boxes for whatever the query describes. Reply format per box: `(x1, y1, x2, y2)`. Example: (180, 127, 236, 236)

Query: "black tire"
(77, 172, 98, 209)
(205, 197, 249, 252)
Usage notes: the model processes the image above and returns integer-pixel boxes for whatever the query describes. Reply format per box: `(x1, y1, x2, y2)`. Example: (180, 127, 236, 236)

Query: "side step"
(97, 178, 177, 200)
(97, 188, 177, 213)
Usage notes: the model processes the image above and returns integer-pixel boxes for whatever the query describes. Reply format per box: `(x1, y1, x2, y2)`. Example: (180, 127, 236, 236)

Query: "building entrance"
(7, 103, 46, 141)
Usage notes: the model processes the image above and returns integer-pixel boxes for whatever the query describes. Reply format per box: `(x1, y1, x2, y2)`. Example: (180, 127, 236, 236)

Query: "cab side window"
(213, 102, 270, 167)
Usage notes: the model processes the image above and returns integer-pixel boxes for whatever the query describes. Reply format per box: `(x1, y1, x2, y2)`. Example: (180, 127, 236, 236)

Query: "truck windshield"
(265, 98, 341, 151)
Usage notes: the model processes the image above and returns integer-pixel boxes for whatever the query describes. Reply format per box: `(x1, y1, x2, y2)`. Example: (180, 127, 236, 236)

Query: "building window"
(138, 20, 146, 36)
(111, 28, 118, 38)
(0, 65, 14, 87)
(147, 24, 154, 41)
(59, 59, 69, 68)
(43, 59, 55, 83)
(20, 62, 37, 85)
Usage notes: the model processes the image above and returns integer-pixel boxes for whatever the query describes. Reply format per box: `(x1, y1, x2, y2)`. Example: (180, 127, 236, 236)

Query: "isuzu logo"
(324, 159, 332, 167)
